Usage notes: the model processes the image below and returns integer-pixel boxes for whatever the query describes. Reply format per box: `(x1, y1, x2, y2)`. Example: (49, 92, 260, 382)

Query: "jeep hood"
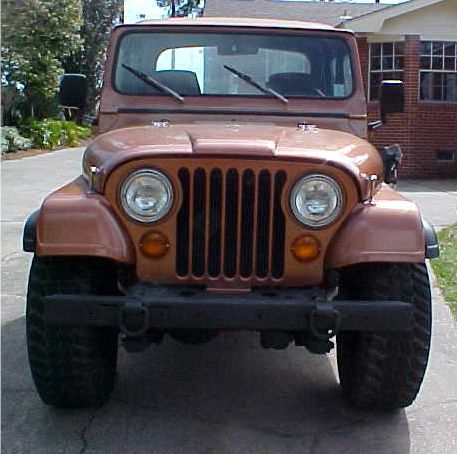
(84, 123, 383, 198)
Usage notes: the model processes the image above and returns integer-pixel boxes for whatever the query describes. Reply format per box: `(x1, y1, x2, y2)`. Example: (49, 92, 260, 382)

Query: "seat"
(266, 72, 319, 97)
(153, 70, 201, 95)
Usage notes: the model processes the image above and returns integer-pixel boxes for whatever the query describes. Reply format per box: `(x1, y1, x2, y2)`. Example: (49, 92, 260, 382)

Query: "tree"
(1, 0, 82, 119)
(157, 0, 203, 18)
(62, 0, 123, 116)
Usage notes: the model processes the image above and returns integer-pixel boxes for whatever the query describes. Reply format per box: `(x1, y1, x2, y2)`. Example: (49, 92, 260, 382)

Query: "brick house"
(205, 0, 457, 178)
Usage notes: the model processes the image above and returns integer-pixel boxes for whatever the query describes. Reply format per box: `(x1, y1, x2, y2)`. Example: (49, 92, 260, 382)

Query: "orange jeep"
(23, 18, 439, 410)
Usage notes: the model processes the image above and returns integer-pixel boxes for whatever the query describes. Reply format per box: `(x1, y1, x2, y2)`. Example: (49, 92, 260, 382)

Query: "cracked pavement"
(2, 148, 457, 453)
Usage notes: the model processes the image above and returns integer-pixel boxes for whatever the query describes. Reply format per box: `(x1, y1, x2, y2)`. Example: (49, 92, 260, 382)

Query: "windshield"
(114, 31, 354, 99)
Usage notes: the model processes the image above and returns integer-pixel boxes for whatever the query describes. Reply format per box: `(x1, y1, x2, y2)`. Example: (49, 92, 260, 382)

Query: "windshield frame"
(111, 27, 357, 101)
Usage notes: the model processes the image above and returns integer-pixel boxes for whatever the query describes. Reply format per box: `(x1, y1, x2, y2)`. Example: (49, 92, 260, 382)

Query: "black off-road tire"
(337, 262, 432, 410)
(26, 256, 119, 408)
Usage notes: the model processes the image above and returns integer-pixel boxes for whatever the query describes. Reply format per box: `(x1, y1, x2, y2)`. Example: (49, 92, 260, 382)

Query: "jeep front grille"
(176, 167, 287, 281)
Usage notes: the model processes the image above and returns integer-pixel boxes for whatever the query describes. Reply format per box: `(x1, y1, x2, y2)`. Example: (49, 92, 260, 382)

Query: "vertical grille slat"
(250, 170, 260, 277)
(176, 166, 286, 281)
(272, 171, 287, 279)
(240, 170, 255, 278)
(176, 168, 190, 277)
(224, 169, 239, 278)
(255, 170, 271, 278)
(208, 169, 223, 277)
(191, 168, 206, 277)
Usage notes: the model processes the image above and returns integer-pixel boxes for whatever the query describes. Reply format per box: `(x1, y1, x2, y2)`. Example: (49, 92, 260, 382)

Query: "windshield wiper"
(122, 64, 184, 103)
(223, 65, 288, 104)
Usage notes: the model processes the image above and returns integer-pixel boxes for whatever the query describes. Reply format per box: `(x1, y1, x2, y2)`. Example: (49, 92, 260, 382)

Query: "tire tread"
(337, 262, 432, 410)
(26, 257, 119, 408)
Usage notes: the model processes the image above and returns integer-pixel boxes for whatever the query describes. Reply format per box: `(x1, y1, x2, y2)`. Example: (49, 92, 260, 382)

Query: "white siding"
(381, 0, 457, 41)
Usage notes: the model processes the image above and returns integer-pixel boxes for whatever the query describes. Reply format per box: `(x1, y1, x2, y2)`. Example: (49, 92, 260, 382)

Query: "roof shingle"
(204, 0, 389, 26)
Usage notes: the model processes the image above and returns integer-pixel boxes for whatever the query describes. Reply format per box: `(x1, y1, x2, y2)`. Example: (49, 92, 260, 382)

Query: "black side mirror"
(379, 80, 404, 122)
(59, 74, 87, 109)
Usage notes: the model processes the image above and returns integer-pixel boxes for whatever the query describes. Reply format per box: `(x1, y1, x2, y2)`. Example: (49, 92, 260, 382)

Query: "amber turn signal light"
(140, 231, 170, 258)
(291, 235, 321, 262)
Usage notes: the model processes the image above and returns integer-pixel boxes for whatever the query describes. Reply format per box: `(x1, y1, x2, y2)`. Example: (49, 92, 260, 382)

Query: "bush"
(19, 119, 92, 149)
(1, 126, 33, 153)
(60, 120, 92, 147)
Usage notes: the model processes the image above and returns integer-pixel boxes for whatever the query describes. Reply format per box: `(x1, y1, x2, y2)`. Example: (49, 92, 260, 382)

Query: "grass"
(431, 223, 457, 318)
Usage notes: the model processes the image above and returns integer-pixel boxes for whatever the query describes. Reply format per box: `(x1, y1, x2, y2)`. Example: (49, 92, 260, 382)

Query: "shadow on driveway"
(2, 316, 411, 454)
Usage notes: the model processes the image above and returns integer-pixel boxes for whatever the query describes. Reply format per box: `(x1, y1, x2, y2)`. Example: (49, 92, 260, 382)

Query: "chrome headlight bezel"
(120, 169, 174, 223)
(290, 174, 344, 228)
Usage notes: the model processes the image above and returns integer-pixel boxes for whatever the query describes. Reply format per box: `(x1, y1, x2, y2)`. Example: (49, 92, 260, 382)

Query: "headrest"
(153, 70, 201, 95)
(266, 72, 316, 97)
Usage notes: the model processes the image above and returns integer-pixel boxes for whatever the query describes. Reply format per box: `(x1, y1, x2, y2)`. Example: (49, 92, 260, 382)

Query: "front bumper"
(44, 286, 414, 338)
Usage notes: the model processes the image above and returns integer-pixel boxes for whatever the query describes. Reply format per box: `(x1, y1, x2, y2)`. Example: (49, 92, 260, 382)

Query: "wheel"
(337, 263, 432, 410)
(26, 256, 119, 408)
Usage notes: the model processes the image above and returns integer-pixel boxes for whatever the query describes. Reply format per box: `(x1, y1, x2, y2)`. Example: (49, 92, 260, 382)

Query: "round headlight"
(290, 174, 343, 227)
(120, 169, 173, 223)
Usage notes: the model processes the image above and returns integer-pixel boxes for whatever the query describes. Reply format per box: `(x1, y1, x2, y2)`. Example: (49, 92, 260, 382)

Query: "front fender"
(23, 177, 135, 264)
(326, 185, 437, 268)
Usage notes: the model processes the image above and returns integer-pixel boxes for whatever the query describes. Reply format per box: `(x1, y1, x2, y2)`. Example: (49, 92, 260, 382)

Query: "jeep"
(23, 18, 439, 410)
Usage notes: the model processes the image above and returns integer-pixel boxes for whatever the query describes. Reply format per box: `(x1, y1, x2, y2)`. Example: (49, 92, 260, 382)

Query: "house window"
(369, 42, 404, 101)
(420, 41, 457, 102)
(436, 150, 455, 162)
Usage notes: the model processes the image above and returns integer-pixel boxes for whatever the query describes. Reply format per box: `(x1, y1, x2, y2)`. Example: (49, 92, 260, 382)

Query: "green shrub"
(20, 119, 92, 149)
(1, 126, 33, 153)
(60, 120, 92, 147)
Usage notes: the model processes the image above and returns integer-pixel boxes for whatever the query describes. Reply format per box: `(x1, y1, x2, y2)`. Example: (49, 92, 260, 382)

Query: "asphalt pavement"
(1, 148, 456, 453)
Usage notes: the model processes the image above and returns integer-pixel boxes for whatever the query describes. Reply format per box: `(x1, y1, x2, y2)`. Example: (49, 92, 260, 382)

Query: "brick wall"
(358, 35, 457, 179)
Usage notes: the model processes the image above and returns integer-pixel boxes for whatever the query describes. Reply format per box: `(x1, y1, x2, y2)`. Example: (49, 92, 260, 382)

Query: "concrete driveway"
(2, 149, 457, 453)
(398, 180, 457, 230)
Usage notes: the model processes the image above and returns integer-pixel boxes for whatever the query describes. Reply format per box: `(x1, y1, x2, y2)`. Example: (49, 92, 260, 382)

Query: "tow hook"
(309, 302, 340, 340)
(119, 299, 149, 337)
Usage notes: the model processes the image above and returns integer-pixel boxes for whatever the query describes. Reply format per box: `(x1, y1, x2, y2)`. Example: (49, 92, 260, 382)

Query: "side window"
(221, 49, 309, 93)
(330, 54, 353, 97)
(156, 47, 309, 95)
(156, 47, 205, 89)
(264, 49, 310, 75)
